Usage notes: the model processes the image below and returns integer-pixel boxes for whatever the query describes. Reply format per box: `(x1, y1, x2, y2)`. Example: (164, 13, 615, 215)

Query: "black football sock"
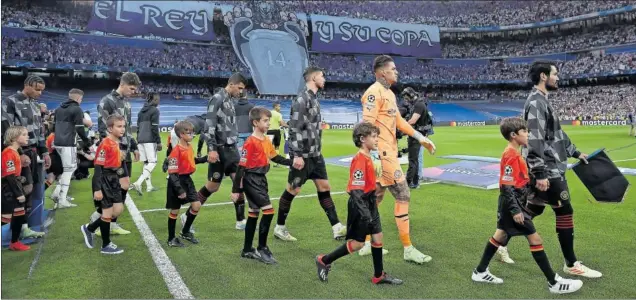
(476, 237, 500, 272)
(531, 244, 557, 285)
(197, 187, 212, 205)
(243, 212, 258, 252)
(10, 214, 25, 243)
(322, 240, 355, 265)
(100, 217, 111, 247)
(258, 209, 274, 248)
(318, 191, 340, 226)
(168, 212, 177, 241)
(277, 190, 295, 226)
(371, 242, 384, 278)
(234, 194, 245, 222)
(182, 207, 198, 235)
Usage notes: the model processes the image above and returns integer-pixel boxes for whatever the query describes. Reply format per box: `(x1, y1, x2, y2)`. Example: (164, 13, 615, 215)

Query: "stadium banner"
(224, 2, 310, 95)
(321, 123, 356, 130)
(86, 0, 216, 41)
(449, 121, 487, 127)
(310, 14, 441, 58)
(571, 120, 629, 126)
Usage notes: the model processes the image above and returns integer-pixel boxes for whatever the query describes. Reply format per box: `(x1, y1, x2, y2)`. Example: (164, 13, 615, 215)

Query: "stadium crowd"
(508, 84, 635, 121)
(277, 0, 635, 27)
(443, 25, 636, 58)
(5, 32, 633, 82)
(3, 1, 635, 59)
(128, 80, 635, 122)
(5, 1, 631, 29)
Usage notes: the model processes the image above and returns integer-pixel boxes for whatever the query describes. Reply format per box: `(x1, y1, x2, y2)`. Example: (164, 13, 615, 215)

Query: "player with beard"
(513, 61, 601, 278)
(360, 55, 436, 264)
(195, 73, 248, 231)
(274, 66, 347, 241)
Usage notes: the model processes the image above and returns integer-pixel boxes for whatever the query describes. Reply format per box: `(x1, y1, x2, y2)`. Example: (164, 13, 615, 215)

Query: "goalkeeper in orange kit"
(359, 55, 436, 264)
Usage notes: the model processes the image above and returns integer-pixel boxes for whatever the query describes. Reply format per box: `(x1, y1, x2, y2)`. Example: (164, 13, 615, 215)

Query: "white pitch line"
(138, 181, 443, 214)
(613, 158, 636, 163)
(125, 195, 194, 299)
(138, 191, 349, 214)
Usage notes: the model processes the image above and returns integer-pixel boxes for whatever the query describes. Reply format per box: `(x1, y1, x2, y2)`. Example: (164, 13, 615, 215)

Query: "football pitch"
(2, 125, 635, 299)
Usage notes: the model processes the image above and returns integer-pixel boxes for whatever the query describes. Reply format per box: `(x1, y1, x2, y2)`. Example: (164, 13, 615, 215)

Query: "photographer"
(402, 87, 432, 189)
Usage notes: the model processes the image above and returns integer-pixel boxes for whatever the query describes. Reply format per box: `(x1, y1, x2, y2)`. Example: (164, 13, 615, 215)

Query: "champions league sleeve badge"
(224, 1, 309, 95)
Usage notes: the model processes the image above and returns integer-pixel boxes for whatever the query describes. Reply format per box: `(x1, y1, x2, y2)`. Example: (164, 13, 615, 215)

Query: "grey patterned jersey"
(522, 87, 580, 180)
(203, 88, 238, 151)
(98, 90, 136, 153)
(2, 92, 46, 153)
(289, 88, 322, 158)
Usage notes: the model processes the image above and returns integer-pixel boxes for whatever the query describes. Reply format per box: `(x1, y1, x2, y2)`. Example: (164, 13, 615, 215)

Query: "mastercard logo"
(321, 123, 330, 130)
(450, 121, 457, 127)
(572, 120, 581, 126)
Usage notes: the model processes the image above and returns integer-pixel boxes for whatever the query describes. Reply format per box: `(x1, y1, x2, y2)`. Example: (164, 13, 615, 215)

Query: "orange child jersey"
(1, 148, 22, 177)
(167, 144, 196, 175)
(499, 146, 530, 189)
(239, 135, 278, 170)
(361, 82, 415, 186)
(46, 134, 55, 153)
(95, 137, 122, 169)
(347, 152, 376, 194)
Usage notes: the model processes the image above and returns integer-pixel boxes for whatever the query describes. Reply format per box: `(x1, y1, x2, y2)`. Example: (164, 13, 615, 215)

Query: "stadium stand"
(1, 0, 634, 123)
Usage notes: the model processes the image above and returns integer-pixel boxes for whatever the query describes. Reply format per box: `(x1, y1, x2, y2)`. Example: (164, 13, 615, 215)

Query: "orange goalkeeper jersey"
(361, 82, 416, 185)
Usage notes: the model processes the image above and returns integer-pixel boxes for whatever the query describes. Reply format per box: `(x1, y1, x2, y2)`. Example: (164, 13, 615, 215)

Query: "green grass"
(2, 126, 635, 298)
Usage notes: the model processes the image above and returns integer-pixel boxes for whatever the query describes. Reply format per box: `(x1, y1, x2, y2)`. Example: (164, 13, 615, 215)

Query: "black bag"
(572, 149, 630, 203)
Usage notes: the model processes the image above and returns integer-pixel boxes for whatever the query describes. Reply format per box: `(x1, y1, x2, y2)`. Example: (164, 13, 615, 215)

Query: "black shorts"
(47, 151, 63, 177)
(496, 205, 537, 237)
(166, 175, 197, 210)
(243, 173, 271, 210)
(93, 170, 123, 209)
(287, 155, 328, 189)
(20, 147, 40, 186)
(531, 176, 571, 207)
(267, 129, 281, 148)
(346, 196, 382, 242)
(208, 146, 239, 183)
(1, 183, 24, 214)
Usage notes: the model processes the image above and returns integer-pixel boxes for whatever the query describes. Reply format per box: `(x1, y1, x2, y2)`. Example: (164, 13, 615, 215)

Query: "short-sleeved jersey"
(269, 110, 282, 131)
(46, 133, 55, 153)
(240, 135, 278, 173)
(347, 151, 376, 194)
(95, 137, 122, 169)
(167, 143, 196, 175)
(500, 146, 529, 189)
(1, 147, 21, 177)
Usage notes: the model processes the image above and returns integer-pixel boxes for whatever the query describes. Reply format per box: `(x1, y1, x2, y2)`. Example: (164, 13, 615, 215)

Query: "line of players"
(1, 56, 602, 291)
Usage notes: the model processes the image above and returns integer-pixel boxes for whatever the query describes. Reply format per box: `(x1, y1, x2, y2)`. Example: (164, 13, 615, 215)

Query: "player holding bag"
(232, 107, 291, 264)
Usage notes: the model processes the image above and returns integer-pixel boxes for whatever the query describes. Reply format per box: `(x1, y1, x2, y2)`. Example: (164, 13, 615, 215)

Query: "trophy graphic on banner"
(224, 1, 309, 95)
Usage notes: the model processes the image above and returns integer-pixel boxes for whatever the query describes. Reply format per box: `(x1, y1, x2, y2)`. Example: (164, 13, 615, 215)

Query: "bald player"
(360, 55, 436, 264)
